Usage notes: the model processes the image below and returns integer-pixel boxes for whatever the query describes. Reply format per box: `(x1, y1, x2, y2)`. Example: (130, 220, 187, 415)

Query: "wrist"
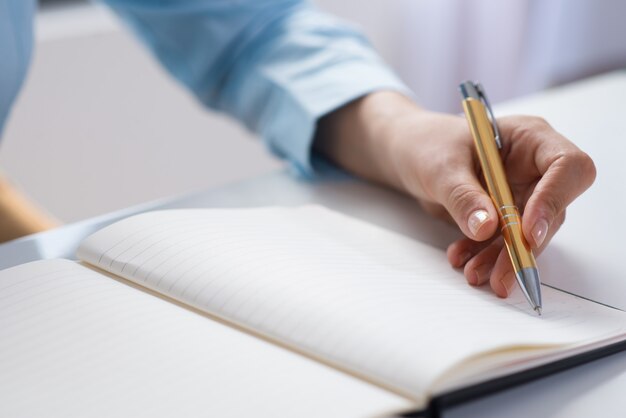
(314, 90, 422, 189)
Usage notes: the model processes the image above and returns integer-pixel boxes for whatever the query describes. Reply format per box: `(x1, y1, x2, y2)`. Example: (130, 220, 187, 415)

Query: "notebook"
(2, 206, 626, 417)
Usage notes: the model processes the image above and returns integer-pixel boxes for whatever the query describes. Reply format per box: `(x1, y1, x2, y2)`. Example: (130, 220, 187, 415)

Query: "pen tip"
(534, 307, 542, 316)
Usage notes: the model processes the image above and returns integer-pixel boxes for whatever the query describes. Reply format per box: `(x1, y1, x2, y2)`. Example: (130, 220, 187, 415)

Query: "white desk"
(1, 71, 625, 417)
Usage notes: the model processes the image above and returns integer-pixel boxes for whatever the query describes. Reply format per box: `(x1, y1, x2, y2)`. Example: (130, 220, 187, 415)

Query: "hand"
(314, 91, 596, 297)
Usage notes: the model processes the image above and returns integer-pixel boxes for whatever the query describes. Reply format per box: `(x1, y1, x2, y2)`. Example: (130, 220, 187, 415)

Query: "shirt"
(0, 0, 409, 175)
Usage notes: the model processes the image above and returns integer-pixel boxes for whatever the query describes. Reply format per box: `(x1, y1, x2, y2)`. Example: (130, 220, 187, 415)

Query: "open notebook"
(2, 206, 626, 417)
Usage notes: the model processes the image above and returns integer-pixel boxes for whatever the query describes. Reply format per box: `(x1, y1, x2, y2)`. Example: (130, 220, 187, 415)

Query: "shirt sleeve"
(102, 0, 412, 175)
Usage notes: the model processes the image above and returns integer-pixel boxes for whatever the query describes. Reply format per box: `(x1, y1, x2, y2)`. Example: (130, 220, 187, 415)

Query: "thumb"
(437, 172, 499, 241)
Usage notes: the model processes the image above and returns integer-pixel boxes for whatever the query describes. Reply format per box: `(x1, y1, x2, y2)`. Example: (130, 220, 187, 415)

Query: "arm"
(104, 0, 596, 297)
(102, 0, 410, 174)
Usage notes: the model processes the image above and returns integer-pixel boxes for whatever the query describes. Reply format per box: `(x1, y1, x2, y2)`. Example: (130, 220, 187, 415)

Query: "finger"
(435, 168, 499, 242)
(490, 248, 517, 298)
(500, 116, 596, 248)
(463, 237, 504, 286)
(523, 152, 594, 248)
(527, 210, 566, 256)
(450, 209, 565, 290)
(489, 211, 565, 297)
(446, 235, 497, 268)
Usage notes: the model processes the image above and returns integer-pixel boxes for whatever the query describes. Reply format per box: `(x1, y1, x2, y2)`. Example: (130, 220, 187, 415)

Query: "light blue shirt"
(0, 0, 408, 174)
(0, 0, 35, 138)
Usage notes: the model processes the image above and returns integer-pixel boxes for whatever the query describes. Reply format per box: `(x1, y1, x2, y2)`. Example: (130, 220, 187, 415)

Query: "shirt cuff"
(262, 61, 413, 178)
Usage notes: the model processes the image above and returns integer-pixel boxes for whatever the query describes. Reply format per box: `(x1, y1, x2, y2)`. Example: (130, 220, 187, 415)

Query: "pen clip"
(474, 83, 502, 149)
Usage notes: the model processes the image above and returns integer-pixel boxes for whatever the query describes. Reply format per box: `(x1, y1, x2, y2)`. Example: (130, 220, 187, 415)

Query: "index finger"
(500, 116, 596, 248)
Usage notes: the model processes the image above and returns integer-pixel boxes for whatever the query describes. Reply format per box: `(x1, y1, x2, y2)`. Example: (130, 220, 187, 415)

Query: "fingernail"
(467, 270, 477, 285)
(468, 210, 490, 237)
(471, 264, 492, 286)
(531, 218, 549, 247)
(499, 273, 516, 297)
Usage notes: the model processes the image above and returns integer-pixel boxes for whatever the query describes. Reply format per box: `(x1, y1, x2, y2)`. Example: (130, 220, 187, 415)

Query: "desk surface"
(2, 71, 626, 417)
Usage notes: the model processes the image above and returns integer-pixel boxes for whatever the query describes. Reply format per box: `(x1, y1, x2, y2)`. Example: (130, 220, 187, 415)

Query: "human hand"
(314, 91, 596, 297)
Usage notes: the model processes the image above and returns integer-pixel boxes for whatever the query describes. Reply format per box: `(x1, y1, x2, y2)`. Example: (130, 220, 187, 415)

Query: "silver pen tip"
(516, 267, 543, 316)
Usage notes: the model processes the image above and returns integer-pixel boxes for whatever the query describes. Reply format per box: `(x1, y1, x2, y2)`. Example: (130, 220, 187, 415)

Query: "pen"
(459, 81, 543, 315)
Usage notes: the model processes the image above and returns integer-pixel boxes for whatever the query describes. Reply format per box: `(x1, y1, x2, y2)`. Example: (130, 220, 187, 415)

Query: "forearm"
(105, 0, 410, 175)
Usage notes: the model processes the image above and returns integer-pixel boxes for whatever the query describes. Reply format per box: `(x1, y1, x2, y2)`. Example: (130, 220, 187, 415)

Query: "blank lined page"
(77, 207, 626, 399)
(0, 259, 412, 417)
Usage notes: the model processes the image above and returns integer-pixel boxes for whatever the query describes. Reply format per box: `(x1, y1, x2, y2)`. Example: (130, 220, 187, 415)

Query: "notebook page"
(77, 207, 626, 399)
(0, 259, 412, 417)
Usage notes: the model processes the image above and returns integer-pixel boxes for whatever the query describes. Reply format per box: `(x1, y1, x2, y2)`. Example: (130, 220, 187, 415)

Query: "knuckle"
(576, 151, 597, 185)
(539, 188, 565, 220)
(559, 150, 597, 188)
(522, 115, 552, 130)
(530, 116, 551, 129)
(508, 116, 551, 143)
(446, 183, 481, 217)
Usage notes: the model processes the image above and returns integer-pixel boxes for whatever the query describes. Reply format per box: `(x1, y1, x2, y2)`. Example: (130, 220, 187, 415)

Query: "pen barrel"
(462, 99, 537, 271)
(499, 206, 537, 272)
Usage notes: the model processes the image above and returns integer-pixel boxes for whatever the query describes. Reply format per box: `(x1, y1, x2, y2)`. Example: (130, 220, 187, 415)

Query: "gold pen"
(459, 81, 542, 315)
